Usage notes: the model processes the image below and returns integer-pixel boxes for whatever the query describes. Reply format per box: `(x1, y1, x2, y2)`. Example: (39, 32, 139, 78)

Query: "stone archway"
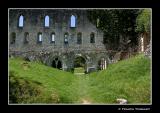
(97, 54, 110, 70)
(97, 58, 107, 70)
(74, 54, 87, 74)
(51, 57, 62, 69)
(74, 56, 85, 68)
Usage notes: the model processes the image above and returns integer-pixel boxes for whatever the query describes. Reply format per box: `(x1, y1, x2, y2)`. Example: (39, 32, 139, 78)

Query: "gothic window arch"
(77, 32, 82, 44)
(90, 32, 95, 43)
(70, 15, 76, 27)
(10, 32, 16, 44)
(44, 15, 49, 27)
(64, 32, 69, 44)
(37, 32, 42, 44)
(24, 32, 29, 44)
(50, 32, 55, 43)
(18, 15, 24, 27)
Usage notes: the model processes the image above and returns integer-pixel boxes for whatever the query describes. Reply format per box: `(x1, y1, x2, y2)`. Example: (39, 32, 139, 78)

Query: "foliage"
(87, 9, 139, 50)
(135, 9, 151, 33)
(74, 56, 85, 67)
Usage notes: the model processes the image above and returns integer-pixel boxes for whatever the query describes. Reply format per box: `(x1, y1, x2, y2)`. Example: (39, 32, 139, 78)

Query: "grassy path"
(73, 67, 92, 103)
(76, 75, 92, 103)
(9, 54, 151, 104)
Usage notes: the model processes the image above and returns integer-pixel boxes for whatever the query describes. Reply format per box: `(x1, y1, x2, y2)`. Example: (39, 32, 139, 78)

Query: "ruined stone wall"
(138, 32, 150, 53)
(9, 9, 109, 72)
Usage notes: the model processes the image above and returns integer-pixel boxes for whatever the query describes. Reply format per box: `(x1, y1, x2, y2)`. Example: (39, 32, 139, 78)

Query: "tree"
(87, 9, 139, 51)
(135, 9, 151, 33)
(74, 57, 85, 67)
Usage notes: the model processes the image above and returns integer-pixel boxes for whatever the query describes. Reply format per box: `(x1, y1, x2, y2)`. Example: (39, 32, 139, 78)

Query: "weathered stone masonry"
(9, 9, 111, 72)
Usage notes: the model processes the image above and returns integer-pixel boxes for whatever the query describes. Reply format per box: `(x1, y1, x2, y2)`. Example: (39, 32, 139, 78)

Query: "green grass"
(74, 67, 85, 73)
(9, 54, 151, 104)
(87, 54, 151, 104)
(9, 57, 78, 103)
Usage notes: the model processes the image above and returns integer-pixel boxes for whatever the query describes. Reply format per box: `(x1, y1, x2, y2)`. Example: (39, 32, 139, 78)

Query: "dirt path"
(81, 99, 91, 104)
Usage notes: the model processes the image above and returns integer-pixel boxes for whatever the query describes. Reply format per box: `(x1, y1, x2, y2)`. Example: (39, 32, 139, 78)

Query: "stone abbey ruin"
(9, 9, 151, 73)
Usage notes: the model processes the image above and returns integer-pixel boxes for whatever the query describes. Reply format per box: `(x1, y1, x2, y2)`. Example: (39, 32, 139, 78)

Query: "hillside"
(9, 54, 151, 104)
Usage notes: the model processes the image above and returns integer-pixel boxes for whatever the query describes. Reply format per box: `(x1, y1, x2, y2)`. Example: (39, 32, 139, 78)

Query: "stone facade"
(9, 9, 110, 72)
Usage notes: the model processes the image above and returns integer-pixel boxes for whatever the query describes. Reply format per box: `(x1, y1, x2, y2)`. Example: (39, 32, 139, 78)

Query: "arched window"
(45, 15, 49, 27)
(10, 32, 16, 44)
(77, 32, 82, 44)
(51, 32, 55, 43)
(24, 32, 29, 44)
(90, 32, 95, 43)
(18, 15, 24, 27)
(37, 33, 42, 43)
(64, 33, 68, 44)
(70, 15, 76, 27)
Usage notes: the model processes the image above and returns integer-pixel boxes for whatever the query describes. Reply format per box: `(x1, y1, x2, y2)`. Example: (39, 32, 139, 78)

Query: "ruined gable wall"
(9, 9, 105, 52)
(9, 9, 109, 72)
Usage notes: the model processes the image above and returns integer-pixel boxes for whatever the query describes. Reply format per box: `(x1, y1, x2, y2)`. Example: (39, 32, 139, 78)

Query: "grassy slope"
(87, 54, 151, 104)
(9, 54, 151, 104)
(9, 58, 78, 103)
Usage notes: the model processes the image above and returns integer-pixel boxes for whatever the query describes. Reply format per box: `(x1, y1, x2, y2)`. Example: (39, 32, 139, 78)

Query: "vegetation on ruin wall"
(9, 54, 150, 104)
(87, 9, 151, 50)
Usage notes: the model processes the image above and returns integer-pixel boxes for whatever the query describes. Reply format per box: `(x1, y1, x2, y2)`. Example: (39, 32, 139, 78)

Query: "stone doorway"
(74, 56, 86, 74)
(98, 58, 107, 70)
(52, 57, 62, 69)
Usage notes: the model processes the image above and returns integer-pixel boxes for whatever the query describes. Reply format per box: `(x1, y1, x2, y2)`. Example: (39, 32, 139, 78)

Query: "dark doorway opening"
(57, 61, 62, 69)
(24, 57, 30, 62)
(98, 60, 101, 70)
(52, 57, 62, 70)
(52, 60, 56, 68)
